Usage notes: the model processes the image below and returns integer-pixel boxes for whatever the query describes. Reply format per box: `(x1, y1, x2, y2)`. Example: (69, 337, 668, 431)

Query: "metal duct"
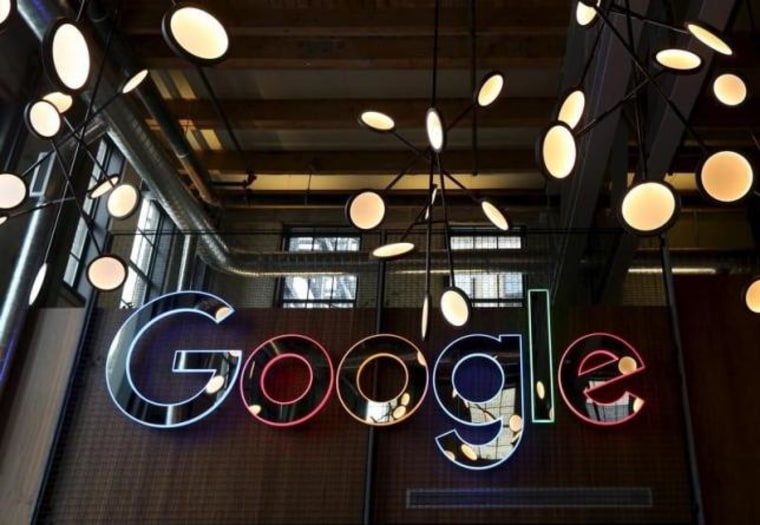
(17, 0, 270, 277)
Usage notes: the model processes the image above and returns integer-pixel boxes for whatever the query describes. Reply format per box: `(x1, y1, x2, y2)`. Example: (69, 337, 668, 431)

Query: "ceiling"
(5, 0, 760, 303)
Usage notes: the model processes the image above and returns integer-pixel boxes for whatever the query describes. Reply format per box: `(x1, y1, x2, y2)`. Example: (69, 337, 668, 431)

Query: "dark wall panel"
(39, 305, 693, 523)
(675, 276, 760, 525)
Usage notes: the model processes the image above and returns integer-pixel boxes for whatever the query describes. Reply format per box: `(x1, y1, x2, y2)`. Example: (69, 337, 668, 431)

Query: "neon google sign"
(106, 291, 646, 471)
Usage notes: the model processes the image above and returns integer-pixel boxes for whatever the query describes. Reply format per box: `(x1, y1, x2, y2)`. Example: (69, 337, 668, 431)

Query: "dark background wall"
(675, 275, 760, 525)
(36, 304, 695, 524)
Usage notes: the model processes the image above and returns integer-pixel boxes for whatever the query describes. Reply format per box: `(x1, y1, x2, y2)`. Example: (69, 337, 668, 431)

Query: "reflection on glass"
(433, 334, 524, 470)
(558, 332, 646, 426)
(105, 291, 242, 428)
(336, 335, 428, 427)
(239, 335, 334, 427)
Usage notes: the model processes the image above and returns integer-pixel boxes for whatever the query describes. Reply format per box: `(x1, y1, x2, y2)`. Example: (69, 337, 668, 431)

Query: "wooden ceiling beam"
(193, 147, 706, 175)
(158, 98, 554, 129)
(132, 34, 565, 69)
(121, 5, 570, 37)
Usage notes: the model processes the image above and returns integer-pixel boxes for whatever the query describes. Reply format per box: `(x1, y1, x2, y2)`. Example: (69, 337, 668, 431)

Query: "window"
(64, 141, 124, 288)
(279, 234, 360, 308)
(120, 200, 161, 308)
(451, 230, 524, 307)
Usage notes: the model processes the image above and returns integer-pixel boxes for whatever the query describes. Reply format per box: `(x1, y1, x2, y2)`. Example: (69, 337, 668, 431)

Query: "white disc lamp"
(162, 4, 230, 65)
(420, 293, 431, 342)
(0, 172, 27, 210)
(712, 74, 747, 107)
(743, 278, 760, 313)
(537, 121, 577, 180)
(88, 175, 121, 200)
(480, 199, 510, 231)
(121, 69, 150, 95)
(29, 263, 49, 306)
(697, 151, 754, 204)
(42, 92, 73, 114)
(654, 49, 702, 72)
(25, 100, 62, 139)
(576, 0, 600, 27)
(557, 88, 586, 129)
(0, 0, 15, 31)
(440, 287, 471, 328)
(475, 71, 505, 108)
(43, 19, 91, 92)
(371, 242, 415, 260)
(346, 190, 386, 231)
(620, 180, 680, 236)
(358, 110, 395, 133)
(86, 254, 127, 291)
(107, 183, 141, 220)
(426, 107, 445, 153)
(686, 21, 733, 56)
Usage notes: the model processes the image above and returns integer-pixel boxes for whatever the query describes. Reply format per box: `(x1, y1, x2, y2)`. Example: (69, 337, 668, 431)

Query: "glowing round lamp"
(712, 74, 747, 107)
(107, 183, 141, 220)
(743, 277, 760, 313)
(43, 19, 91, 92)
(654, 49, 702, 72)
(620, 180, 680, 236)
(25, 100, 62, 139)
(420, 293, 430, 342)
(346, 190, 386, 231)
(88, 175, 121, 200)
(121, 69, 150, 94)
(480, 199, 509, 231)
(509, 414, 523, 433)
(205, 375, 225, 395)
(87, 254, 127, 291)
(0, 214, 7, 227)
(371, 242, 415, 260)
(215, 306, 234, 323)
(537, 122, 577, 180)
(475, 71, 505, 107)
(557, 88, 586, 129)
(0, 0, 15, 31)
(0, 173, 27, 210)
(42, 92, 73, 114)
(697, 151, 754, 204)
(440, 287, 471, 328)
(426, 107, 445, 153)
(618, 356, 638, 375)
(686, 21, 732, 56)
(576, 0, 600, 27)
(536, 380, 546, 400)
(29, 263, 48, 306)
(358, 110, 395, 132)
(162, 4, 230, 66)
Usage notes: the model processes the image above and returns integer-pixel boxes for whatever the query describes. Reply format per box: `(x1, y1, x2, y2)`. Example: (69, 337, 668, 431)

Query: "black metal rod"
(196, 66, 257, 181)
(608, 4, 690, 34)
(446, 102, 475, 131)
(400, 198, 434, 242)
(470, 0, 478, 177)
(424, 161, 434, 305)
(575, 72, 662, 137)
(659, 234, 706, 525)
(592, 6, 709, 152)
(624, 0, 649, 181)
(384, 151, 426, 192)
(362, 229, 387, 525)
(63, 118, 118, 188)
(436, 154, 456, 286)
(50, 141, 104, 254)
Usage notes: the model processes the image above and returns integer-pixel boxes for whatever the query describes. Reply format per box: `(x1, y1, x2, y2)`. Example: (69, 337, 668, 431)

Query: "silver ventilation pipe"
(16, 0, 268, 277)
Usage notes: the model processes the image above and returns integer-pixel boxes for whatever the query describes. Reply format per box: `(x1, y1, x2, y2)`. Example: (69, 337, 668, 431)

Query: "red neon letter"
(558, 332, 646, 426)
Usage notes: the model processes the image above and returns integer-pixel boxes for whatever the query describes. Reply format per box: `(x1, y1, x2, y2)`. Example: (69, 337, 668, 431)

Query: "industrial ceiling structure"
(4, 0, 759, 305)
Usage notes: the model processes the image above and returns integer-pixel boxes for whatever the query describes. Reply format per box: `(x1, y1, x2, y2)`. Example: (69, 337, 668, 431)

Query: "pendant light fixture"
(0, 172, 27, 211)
(0, 0, 15, 32)
(349, 0, 510, 334)
(106, 183, 142, 220)
(161, 3, 230, 66)
(42, 18, 91, 93)
(712, 73, 748, 107)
